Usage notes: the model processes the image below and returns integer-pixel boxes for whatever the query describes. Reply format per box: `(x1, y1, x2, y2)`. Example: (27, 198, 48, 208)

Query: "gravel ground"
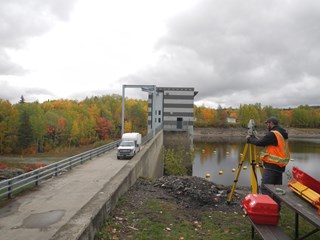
(114, 176, 249, 217)
(150, 176, 248, 211)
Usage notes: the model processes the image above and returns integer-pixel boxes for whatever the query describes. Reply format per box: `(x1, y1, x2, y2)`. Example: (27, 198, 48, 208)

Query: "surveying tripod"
(227, 119, 264, 204)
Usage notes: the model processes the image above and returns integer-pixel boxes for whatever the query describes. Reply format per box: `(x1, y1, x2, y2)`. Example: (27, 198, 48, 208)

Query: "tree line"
(1, 95, 319, 155)
(194, 103, 320, 128)
(0, 95, 147, 155)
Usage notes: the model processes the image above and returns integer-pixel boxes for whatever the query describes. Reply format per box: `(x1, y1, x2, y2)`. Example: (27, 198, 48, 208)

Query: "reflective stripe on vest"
(260, 130, 290, 167)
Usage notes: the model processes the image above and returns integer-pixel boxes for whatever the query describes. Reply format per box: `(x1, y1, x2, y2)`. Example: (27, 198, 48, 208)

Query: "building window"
(177, 117, 183, 129)
(158, 118, 161, 123)
(158, 110, 161, 115)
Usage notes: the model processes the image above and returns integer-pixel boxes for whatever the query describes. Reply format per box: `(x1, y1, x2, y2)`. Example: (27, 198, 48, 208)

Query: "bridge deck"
(0, 149, 127, 240)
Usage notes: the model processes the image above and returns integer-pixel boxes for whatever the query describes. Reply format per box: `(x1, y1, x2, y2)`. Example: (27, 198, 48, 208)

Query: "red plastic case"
(292, 166, 320, 194)
(242, 194, 279, 225)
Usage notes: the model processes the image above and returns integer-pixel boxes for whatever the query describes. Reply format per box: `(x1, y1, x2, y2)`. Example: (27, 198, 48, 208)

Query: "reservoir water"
(192, 138, 320, 187)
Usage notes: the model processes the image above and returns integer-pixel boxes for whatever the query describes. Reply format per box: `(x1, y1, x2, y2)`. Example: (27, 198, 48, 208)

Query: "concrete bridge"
(0, 131, 164, 240)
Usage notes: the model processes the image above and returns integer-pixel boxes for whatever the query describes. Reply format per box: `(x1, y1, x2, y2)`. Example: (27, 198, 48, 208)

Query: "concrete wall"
(51, 130, 164, 240)
(163, 131, 193, 151)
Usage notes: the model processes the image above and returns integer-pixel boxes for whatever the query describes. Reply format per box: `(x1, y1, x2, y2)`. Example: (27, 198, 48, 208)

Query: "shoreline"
(194, 127, 320, 138)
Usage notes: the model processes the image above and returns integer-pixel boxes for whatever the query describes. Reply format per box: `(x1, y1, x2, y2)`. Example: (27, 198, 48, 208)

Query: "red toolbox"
(242, 194, 279, 225)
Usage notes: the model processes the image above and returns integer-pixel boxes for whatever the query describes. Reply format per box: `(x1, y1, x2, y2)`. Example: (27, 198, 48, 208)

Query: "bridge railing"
(0, 140, 120, 200)
(0, 126, 164, 200)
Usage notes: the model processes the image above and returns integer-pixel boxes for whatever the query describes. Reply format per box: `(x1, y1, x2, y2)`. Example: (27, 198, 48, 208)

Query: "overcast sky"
(1, 0, 320, 108)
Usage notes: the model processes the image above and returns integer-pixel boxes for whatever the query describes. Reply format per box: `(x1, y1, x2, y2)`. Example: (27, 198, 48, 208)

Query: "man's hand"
(246, 135, 259, 144)
(246, 134, 251, 143)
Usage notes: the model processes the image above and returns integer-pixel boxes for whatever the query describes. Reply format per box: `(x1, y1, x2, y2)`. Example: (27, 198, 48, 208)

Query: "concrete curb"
(50, 131, 163, 240)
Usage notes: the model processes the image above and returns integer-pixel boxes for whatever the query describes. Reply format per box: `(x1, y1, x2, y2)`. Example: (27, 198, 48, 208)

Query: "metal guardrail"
(0, 128, 163, 200)
(0, 140, 120, 200)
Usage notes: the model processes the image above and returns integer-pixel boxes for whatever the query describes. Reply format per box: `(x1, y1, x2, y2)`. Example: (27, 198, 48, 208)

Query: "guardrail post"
(8, 180, 12, 199)
(35, 170, 39, 186)
(69, 159, 72, 170)
(55, 163, 59, 176)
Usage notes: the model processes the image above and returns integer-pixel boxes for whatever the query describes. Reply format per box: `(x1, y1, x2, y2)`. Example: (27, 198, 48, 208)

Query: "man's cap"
(265, 117, 279, 125)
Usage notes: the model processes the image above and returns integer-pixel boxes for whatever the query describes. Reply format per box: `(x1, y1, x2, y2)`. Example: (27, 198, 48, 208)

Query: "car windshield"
(120, 141, 134, 147)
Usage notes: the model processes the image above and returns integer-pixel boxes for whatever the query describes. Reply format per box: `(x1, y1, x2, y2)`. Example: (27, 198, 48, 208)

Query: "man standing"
(246, 117, 290, 196)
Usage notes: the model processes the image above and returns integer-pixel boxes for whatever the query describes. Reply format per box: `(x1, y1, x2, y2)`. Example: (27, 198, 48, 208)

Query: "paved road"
(0, 149, 127, 240)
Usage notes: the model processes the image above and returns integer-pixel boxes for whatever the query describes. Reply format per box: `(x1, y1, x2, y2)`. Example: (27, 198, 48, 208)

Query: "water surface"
(192, 138, 320, 187)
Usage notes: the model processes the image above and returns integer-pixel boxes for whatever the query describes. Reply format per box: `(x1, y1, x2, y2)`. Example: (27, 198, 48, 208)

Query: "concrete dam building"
(148, 87, 198, 135)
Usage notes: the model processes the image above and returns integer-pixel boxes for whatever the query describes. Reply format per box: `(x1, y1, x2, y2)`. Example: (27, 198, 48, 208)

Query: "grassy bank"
(97, 178, 320, 240)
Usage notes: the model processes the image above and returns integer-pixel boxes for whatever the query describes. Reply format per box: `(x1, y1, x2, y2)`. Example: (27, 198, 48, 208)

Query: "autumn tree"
(126, 99, 148, 134)
(279, 109, 292, 127)
(17, 109, 33, 153)
(239, 104, 260, 127)
(0, 100, 18, 154)
(96, 117, 113, 141)
(194, 106, 216, 127)
(29, 103, 47, 152)
(291, 105, 315, 128)
(2, 94, 320, 156)
(216, 105, 223, 126)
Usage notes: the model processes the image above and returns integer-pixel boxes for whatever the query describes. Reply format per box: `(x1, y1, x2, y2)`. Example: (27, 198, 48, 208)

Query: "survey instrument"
(227, 119, 264, 204)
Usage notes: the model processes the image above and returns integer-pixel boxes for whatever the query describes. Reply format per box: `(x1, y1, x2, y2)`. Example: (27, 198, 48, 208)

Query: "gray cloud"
(0, 0, 78, 102)
(124, 0, 320, 108)
(0, 80, 55, 103)
(0, 0, 78, 73)
(0, 50, 26, 75)
(1, 0, 320, 108)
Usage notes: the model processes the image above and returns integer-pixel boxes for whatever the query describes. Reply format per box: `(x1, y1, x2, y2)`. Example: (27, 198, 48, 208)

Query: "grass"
(0, 144, 98, 164)
(97, 196, 251, 240)
(279, 205, 320, 239)
(97, 195, 320, 240)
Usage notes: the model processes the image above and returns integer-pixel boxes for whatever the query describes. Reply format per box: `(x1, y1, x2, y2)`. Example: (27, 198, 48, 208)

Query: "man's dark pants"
(261, 168, 283, 206)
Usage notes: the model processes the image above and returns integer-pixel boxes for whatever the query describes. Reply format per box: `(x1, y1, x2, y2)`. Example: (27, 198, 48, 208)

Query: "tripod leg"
(227, 143, 249, 204)
(250, 145, 259, 193)
(256, 159, 264, 194)
(257, 156, 264, 177)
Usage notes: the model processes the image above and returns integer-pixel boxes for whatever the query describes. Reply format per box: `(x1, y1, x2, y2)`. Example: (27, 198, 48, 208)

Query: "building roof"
(156, 87, 198, 96)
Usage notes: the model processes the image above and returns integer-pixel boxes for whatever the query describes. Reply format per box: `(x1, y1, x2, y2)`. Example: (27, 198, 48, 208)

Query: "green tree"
(29, 103, 47, 152)
(291, 105, 313, 128)
(127, 100, 148, 134)
(17, 109, 33, 152)
(239, 104, 260, 127)
(19, 95, 25, 104)
(216, 105, 223, 126)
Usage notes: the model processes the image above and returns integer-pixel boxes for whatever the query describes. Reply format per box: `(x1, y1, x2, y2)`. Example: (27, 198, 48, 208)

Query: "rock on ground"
(127, 176, 249, 212)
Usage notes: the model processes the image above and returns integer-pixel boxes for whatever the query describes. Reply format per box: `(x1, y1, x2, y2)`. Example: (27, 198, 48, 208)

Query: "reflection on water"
(192, 138, 320, 187)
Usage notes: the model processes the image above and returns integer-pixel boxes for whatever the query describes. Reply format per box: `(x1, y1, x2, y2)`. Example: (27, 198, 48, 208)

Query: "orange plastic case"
(242, 194, 279, 225)
(292, 166, 320, 194)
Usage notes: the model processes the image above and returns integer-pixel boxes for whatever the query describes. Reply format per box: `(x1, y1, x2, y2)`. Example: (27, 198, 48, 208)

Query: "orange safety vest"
(260, 130, 290, 167)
